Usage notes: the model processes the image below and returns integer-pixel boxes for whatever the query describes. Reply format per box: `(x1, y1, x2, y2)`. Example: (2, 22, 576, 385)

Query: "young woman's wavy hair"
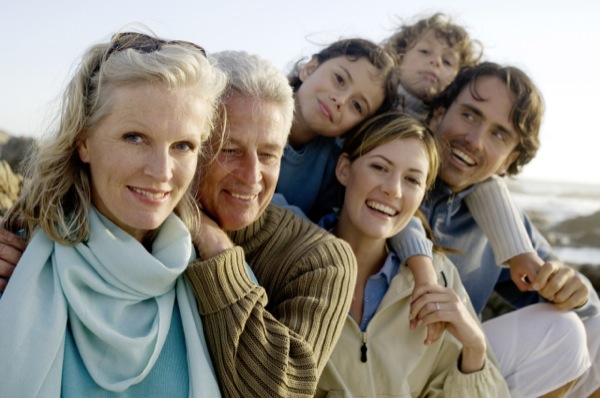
(4, 31, 227, 244)
(382, 13, 483, 69)
(288, 38, 399, 114)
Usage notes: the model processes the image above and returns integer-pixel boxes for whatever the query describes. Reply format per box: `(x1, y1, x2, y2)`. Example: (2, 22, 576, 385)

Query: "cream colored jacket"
(316, 253, 510, 398)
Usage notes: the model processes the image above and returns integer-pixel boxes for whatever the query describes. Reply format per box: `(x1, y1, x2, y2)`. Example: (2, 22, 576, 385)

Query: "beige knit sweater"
(186, 204, 357, 397)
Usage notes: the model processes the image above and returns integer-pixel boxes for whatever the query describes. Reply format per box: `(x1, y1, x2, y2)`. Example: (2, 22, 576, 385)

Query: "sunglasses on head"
(103, 32, 206, 62)
(87, 32, 207, 94)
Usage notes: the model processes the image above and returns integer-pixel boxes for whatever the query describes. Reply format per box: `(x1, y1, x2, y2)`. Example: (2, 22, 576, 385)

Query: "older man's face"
(196, 94, 287, 231)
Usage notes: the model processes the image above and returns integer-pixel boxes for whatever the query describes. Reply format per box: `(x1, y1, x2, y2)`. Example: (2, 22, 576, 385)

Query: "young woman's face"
(336, 137, 430, 241)
(295, 56, 386, 138)
(78, 83, 208, 241)
(399, 29, 460, 100)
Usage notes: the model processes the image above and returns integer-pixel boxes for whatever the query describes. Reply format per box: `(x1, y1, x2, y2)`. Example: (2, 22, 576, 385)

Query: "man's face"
(433, 76, 521, 192)
(196, 94, 287, 231)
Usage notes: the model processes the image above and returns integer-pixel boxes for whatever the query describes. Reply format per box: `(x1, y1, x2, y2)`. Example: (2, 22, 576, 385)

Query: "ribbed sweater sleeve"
(465, 176, 535, 265)
(388, 216, 433, 261)
(185, 205, 357, 398)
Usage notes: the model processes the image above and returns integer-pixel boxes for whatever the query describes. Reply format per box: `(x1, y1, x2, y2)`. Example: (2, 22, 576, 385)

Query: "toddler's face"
(399, 29, 460, 100)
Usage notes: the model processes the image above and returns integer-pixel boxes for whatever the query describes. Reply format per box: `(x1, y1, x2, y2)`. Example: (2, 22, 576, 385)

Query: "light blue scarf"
(0, 208, 220, 397)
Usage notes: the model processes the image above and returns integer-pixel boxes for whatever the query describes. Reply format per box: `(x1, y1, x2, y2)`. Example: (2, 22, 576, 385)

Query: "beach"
(507, 177, 600, 293)
(507, 178, 600, 265)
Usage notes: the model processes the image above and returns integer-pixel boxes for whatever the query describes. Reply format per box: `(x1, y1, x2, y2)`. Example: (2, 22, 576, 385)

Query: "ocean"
(507, 178, 600, 266)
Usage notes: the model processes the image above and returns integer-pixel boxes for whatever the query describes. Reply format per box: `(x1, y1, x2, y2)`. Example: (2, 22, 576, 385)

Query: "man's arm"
(187, 207, 356, 397)
(495, 212, 599, 319)
(466, 176, 540, 291)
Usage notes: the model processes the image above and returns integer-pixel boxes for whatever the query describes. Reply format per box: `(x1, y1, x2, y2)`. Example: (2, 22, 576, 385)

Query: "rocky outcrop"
(577, 264, 600, 292)
(0, 131, 29, 216)
(546, 210, 600, 248)
(0, 160, 22, 217)
(0, 135, 36, 174)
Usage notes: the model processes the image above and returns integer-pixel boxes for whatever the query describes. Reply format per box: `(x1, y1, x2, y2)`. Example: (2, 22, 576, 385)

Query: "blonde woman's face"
(399, 29, 460, 100)
(295, 56, 386, 138)
(336, 137, 429, 241)
(78, 83, 208, 241)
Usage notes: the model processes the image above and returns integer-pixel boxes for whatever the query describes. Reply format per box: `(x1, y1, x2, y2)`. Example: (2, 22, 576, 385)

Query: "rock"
(0, 136, 37, 174)
(546, 210, 600, 248)
(0, 129, 12, 146)
(0, 160, 23, 216)
(573, 264, 600, 294)
(482, 291, 515, 322)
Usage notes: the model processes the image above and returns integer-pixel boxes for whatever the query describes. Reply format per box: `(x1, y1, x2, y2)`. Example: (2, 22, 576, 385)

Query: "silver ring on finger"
(435, 302, 440, 311)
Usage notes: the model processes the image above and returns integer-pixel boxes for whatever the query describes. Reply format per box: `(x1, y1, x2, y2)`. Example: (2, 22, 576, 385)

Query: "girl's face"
(399, 29, 460, 100)
(336, 137, 430, 242)
(295, 56, 386, 138)
(78, 83, 208, 242)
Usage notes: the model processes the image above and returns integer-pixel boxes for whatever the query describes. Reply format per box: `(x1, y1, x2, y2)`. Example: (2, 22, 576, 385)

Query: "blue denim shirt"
(359, 251, 399, 331)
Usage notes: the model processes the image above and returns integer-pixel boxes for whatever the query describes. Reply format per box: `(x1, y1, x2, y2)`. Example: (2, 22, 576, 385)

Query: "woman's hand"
(410, 284, 487, 373)
(410, 281, 446, 345)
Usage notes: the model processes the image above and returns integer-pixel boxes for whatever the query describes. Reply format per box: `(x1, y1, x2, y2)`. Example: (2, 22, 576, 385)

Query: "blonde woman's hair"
(5, 32, 227, 244)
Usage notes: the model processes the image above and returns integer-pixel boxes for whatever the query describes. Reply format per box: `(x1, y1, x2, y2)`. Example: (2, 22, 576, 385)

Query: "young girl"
(272, 38, 449, 343)
(383, 13, 541, 303)
(316, 111, 509, 397)
(273, 38, 397, 221)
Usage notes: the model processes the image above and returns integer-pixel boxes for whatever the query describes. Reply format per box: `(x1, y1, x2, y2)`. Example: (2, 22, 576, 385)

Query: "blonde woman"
(0, 31, 226, 396)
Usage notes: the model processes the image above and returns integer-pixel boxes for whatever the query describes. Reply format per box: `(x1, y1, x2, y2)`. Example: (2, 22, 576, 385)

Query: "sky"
(1, 0, 598, 186)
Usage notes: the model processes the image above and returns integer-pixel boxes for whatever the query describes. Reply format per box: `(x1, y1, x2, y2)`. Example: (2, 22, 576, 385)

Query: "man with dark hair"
(424, 62, 599, 397)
